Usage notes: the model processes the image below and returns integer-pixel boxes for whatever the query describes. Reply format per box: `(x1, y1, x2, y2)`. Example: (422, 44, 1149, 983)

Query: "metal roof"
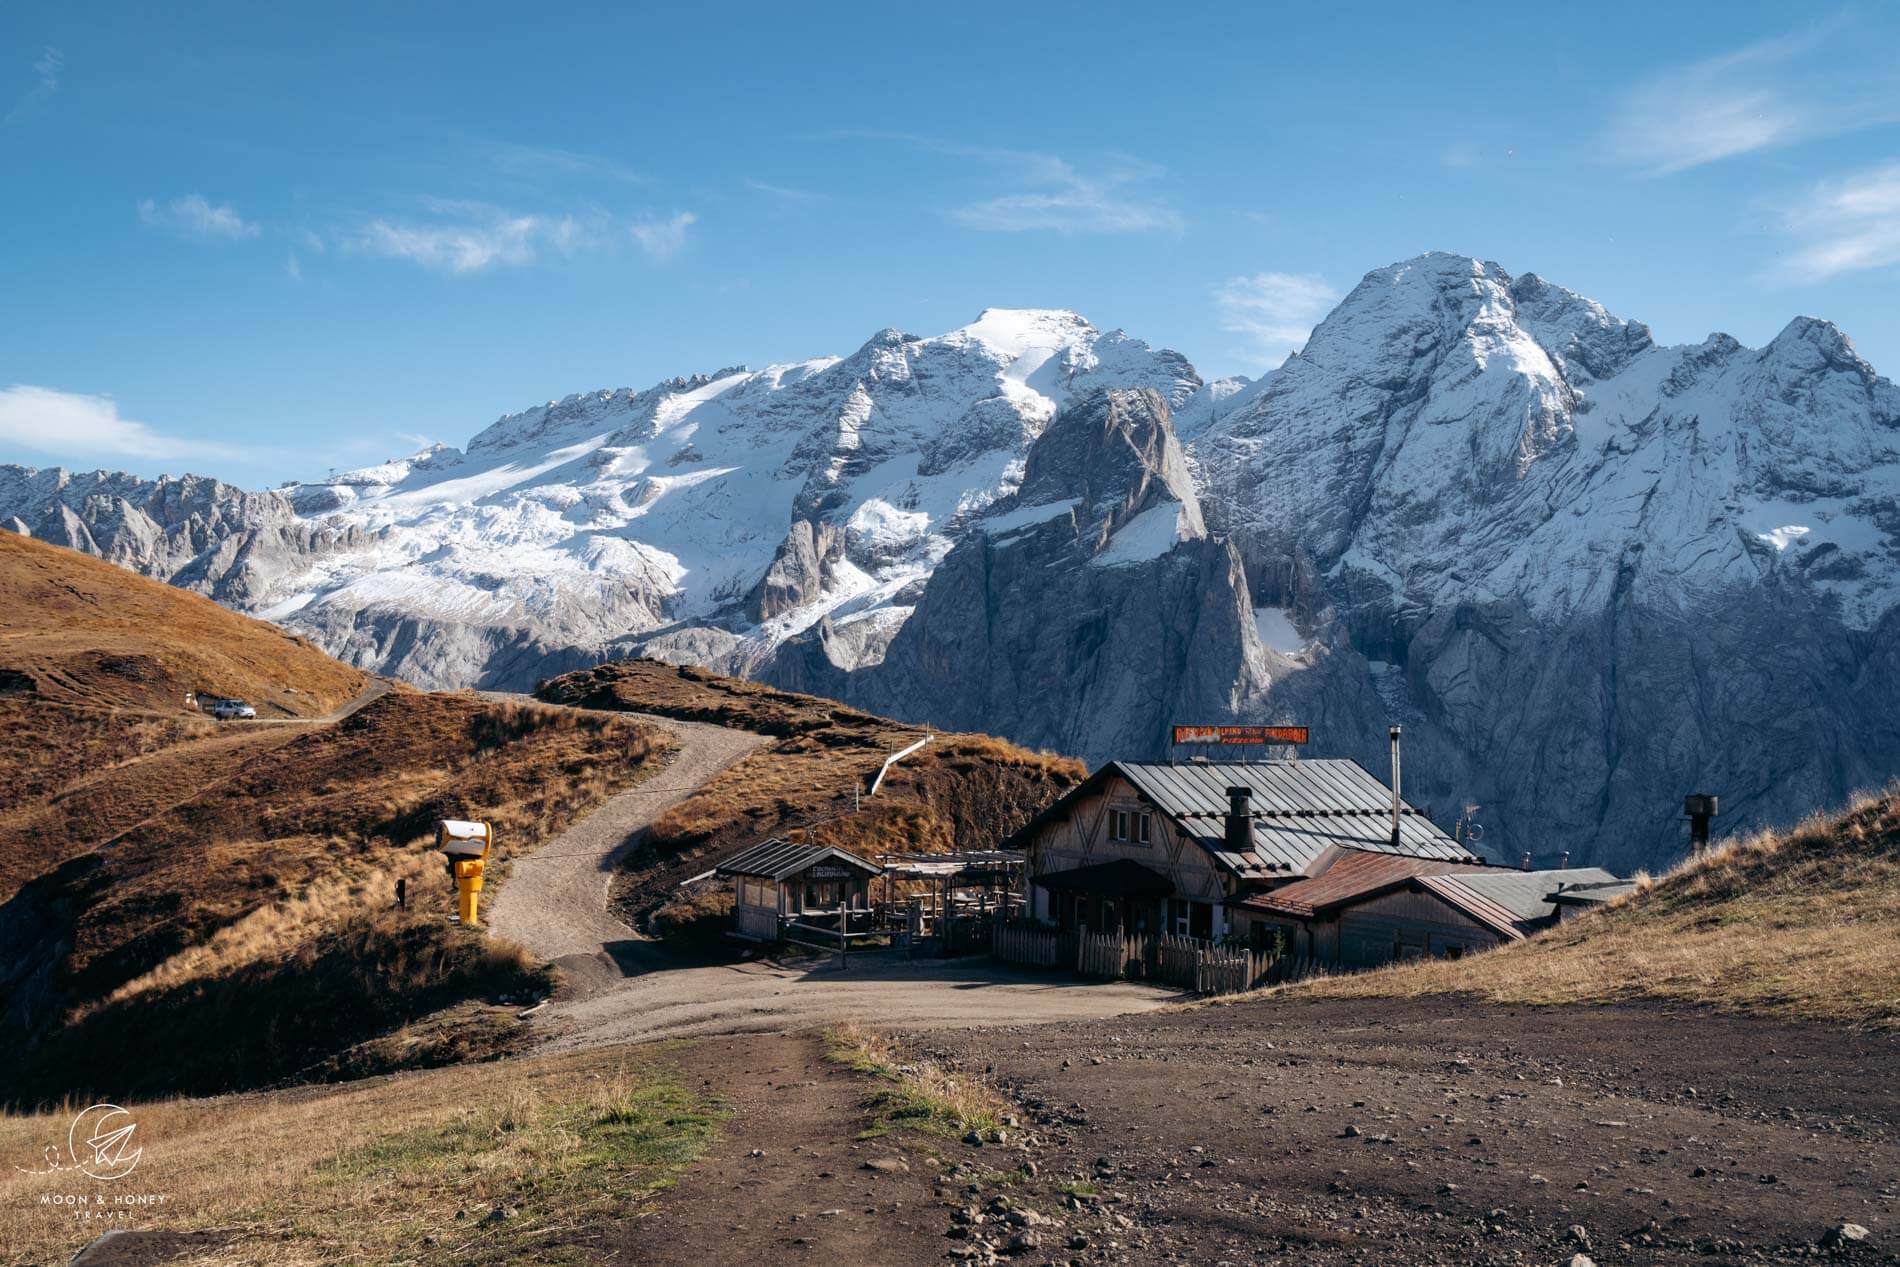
(1239, 850, 1494, 917)
(877, 850, 1024, 879)
(715, 838, 883, 882)
(1112, 760, 1475, 877)
(1034, 857, 1175, 898)
(1442, 867, 1624, 923)
(1415, 874, 1528, 940)
(1548, 879, 1639, 907)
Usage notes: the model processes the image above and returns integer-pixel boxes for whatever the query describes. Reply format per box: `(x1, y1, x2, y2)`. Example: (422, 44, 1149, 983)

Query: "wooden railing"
(992, 922, 1276, 996)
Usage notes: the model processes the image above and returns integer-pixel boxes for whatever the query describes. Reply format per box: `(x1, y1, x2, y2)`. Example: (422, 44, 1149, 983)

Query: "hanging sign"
(1171, 724, 1309, 746)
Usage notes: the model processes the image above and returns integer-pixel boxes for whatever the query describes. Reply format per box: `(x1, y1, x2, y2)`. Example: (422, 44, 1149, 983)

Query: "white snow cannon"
(436, 818, 492, 860)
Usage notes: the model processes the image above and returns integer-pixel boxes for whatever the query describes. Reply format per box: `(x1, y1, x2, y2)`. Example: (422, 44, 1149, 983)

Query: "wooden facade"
(1018, 770, 1236, 939)
(717, 840, 882, 944)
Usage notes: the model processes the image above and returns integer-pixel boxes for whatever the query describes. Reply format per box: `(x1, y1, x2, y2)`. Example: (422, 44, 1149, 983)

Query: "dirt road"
(536, 948, 1182, 1051)
(479, 698, 1180, 1045)
(908, 995, 1900, 1264)
(486, 713, 764, 969)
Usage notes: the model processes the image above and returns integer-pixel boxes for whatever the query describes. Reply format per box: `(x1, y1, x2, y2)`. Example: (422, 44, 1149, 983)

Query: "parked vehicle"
(206, 698, 256, 720)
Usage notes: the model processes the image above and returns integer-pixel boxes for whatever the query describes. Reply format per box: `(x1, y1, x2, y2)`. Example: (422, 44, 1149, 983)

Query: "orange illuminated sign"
(1171, 725, 1309, 746)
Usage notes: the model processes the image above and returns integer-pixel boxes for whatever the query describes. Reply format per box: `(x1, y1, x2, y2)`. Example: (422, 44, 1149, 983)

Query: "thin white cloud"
(1603, 19, 1897, 175)
(0, 385, 247, 465)
(3, 45, 60, 125)
(346, 199, 596, 274)
(1770, 161, 1900, 282)
(629, 211, 696, 261)
(284, 253, 303, 282)
(483, 139, 642, 184)
(827, 131, 1180, 234)
(1214, 271, 1340, 369)
(395, 431, 436, 450)
(138, 194, 260, 241)
(950, 150, 1180, 234)
(745, 178, 829, 204)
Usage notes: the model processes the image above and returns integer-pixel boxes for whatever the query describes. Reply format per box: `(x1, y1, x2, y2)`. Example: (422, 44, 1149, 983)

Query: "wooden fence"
(993, 922, 1062, 967)
(993, 922, 1276, 996)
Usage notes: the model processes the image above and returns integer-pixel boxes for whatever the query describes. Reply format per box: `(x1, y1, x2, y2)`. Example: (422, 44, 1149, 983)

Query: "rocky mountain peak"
(1016, 387, 1202, 541)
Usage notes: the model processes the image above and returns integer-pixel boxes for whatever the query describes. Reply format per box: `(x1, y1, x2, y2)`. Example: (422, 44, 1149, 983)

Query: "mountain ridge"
(5, 254, 1897, 870)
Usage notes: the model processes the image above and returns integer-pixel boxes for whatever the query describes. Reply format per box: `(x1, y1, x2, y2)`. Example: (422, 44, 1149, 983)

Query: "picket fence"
(992, 923, 1277, 996)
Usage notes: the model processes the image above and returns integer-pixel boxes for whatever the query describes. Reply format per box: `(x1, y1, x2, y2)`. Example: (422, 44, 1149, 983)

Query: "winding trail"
(482, 696, 1178, 1049)
(485, 712, 764, 980)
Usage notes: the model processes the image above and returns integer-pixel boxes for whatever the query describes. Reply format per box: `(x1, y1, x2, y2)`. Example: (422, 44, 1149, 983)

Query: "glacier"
(5, 254, 1898, 870)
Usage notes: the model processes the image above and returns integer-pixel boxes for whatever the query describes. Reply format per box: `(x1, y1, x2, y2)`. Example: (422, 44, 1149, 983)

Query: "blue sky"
(3, 1, 1898, 487)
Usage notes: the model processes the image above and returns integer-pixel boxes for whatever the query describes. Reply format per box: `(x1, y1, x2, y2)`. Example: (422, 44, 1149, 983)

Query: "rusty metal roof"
(715, 838, 882, 882)
(1112, 760, 1476, 877)
(1239, 850, 1494, 917)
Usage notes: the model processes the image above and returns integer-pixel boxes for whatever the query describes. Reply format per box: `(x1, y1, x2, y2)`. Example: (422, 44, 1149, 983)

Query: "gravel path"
(483, 697, 1178, 1046)
(486, 713, 765, 966)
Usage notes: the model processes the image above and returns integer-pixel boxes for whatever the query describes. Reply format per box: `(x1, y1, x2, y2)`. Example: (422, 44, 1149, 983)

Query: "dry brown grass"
(0, 1044, 725, 1267)
(824, 1021, 1006, 1140)
(538, 659, 1085, 924)
(1294, 784, 1900, 1027)
(0, 532, 364, 717)
(3, 691, 670, 1100)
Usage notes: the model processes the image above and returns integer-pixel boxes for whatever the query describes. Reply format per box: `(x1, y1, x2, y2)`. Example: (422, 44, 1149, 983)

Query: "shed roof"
(1411, 867, 1626, 940)
(715, 838, 882, 882)
(877, 850, 1024, 880)
(1034, 857, 1175, 898)
(1012, 759, 1476, 880)
(1443, 868, 1624, 923)
(1548, 879, 1639, 907)
(1239, 850, 1494, 918)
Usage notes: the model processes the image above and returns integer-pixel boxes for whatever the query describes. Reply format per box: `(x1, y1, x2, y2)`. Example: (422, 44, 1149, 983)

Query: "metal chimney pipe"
(1225, 786, 1252, 854)
(1520, 851, 1532, 871)
(1559, 849, 1571, 869)
(1388, 726, 1402, 844)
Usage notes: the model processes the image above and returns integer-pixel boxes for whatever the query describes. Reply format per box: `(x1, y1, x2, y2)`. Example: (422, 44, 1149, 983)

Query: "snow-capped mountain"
(6, 255, 1898, 870)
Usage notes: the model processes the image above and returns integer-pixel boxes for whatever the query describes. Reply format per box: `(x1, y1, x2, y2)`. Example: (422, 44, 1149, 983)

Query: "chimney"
(1388, 726, 1403, 844)
(1225, 786, 1252, 854)
(1520, 851, 1532, 871)
(1559, 849, 1571, 869)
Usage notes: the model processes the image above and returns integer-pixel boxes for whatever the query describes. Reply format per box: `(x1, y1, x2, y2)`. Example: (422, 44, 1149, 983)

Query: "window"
(1109, 808, 1152, 846)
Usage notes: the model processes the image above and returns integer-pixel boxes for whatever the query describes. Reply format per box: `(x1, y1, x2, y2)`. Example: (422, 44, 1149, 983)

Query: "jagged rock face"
(1193, 253, 1900, 869)
(0, 466, 363, 608)
(7, 262, 1900, 869)
(766, 388, 1270, 756)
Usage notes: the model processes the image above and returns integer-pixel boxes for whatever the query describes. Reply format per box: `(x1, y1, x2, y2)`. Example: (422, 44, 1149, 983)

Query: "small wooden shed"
(715, 838, 883, 942)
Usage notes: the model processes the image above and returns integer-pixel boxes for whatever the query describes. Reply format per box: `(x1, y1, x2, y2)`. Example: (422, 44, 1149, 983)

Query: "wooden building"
(714, 838, 882, 942)
(1235, 855, 1626, 966)
(1003, 758, 1479, 942)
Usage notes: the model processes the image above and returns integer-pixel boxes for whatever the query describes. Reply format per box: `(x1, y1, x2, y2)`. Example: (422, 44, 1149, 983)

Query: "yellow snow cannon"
(436, 819, 493, 927)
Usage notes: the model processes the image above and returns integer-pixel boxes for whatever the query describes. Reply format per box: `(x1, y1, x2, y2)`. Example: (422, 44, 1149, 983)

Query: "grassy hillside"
(0, 1043, 722, 1267)
(2, 692, 667, 1100)
(1297, 784, 1900, 1027)
(538, 660, 1086, 933)
(0, 530, 364, 716)
(0, 538, 673, 1102)
(0, 532, 371, 898)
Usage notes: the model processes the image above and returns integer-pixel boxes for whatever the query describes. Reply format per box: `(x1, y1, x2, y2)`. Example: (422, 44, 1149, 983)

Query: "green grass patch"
(308, 1061, 726, 1263)
(824, 1022, 1003, 1141)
